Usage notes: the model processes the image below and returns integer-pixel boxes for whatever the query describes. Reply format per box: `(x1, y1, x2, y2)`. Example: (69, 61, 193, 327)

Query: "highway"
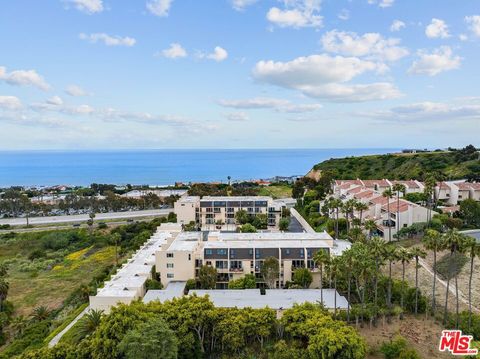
(0, 209, 171, 227)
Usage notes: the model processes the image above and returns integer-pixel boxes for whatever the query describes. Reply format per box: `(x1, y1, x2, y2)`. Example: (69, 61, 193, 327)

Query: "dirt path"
(418, 257, 480, 313)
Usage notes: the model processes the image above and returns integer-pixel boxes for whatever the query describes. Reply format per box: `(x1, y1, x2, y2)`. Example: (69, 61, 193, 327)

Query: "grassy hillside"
(312, 146, 480, 180)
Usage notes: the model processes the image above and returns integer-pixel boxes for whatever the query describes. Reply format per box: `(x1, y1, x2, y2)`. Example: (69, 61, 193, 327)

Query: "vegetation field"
(311, 145, 480, 180)
(0, 217, 170, 357)
(257, 184, 292, 198)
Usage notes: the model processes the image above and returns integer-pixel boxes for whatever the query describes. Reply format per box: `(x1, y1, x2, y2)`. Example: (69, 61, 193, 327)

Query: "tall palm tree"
(442, 229, 466, 326)
(397, 247, 413, 318)
(424, 174, 437, 225)
(342, 250, 354, 322)
(355, 201, 369, 226)
(383, 245, 398, 309)
(463, 236, 479, 331)
(329, 199, 343, 239)
(364, 219, 377, 240)
(392, 183, 406, 233)
(422, 229, 443, 314)
(313, 250, 330, 307)
(410, 246, 427, 315)
(329, 257, 341, 319)
(369, 237, 386, 308)
(382, 188, 394, 242)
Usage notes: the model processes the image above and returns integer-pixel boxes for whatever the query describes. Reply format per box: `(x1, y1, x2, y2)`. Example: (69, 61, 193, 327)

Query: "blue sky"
(0, 0, 479, 150)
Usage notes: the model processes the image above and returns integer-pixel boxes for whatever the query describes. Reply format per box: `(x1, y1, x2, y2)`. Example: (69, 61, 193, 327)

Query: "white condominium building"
(156, 230, 349, 289)
(174, 195, 284, 230)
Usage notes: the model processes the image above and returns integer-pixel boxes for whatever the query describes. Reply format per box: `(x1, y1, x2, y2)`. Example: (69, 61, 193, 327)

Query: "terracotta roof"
(346, 186, 363, 195)
(362, 179, 391, 188)
(437, 182, 451, 190)
(335, 179, 363, 186)
(383, 200, 411, 213)
(391, 180, 420, 189)
(457, 182, 480, 190)
(354, 190, 376, 199)
(369, 196, 391, 205)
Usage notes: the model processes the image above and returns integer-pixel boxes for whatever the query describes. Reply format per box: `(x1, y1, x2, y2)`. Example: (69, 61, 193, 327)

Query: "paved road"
(0, 209, 170, 227)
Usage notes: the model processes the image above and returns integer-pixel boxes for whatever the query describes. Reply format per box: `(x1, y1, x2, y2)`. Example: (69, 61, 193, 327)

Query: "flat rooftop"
(216, 231, 333, 241)
(190, 289, 347, 310)
(201, 196, 272, 202)
(143, 281, 186, 303)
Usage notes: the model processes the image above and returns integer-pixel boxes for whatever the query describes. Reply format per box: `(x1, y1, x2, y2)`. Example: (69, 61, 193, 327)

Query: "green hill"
(311, 145, 480, 181)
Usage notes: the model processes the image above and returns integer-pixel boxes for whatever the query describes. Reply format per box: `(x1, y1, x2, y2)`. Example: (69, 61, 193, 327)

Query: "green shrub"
(380, 336, 420, 359)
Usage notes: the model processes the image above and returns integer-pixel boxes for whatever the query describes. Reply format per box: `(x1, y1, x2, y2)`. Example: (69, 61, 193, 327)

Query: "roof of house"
(354, 189, 376, 199)
(187, 288, 349, 310)
(391, 180, 421, 189)
(362, 179, 391, 188)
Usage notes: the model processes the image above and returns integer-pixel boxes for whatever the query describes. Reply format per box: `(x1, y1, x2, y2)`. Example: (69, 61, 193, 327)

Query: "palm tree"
(382, 188, 394, 242)
(32, 305, 50, 321)
(410, 246, 427, 315)
(343, 199, 357, 233)
(369, 237, 386, 308)
(329, 199, 343, 239)
(74, 309, 103, 342)
(397, 247, 413, 318)
(422, 229, 443, 314)
(442, 229, 466, 326)
(463, 236, 479, 331)
(424, 174, 437, 225)
(342, 250, 354, 322)
(364, 219, 377, 240)
(392, 183, 406, 233)
(329, 257, 341, 319)
(355, 202, 369, 226)
(383, 245, 398, 309)
(313, 250, 330, 306)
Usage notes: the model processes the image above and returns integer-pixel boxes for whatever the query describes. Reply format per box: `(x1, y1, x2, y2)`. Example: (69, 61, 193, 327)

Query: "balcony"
(229, 267, 244, 273)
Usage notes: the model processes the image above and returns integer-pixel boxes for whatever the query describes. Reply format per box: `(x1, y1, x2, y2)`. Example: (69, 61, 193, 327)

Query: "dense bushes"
(17, 298, 366, 359)
(380, 336, 420, 359)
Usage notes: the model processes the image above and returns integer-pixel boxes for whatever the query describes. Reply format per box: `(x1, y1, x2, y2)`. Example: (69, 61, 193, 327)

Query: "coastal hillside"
(310, 145, 480, 181)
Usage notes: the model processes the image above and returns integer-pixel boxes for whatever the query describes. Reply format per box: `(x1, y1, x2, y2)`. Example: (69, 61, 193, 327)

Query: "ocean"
(0, 149, 397, 187)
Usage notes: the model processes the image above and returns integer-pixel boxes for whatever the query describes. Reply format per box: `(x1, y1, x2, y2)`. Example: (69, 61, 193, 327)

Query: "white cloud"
(321, 30, 409, 62)
(368, 100, 480, 122)
(218, 97, 322, 113)
(79, 33, 136, 47)
(0, 66, 51, 91)
(465, 15, 480, 37)
(253, 54, 401, 102)
(267, 0, 322, 28)
(198, 46, 228, 62)
(459, 34, 468, 41)
(390, 20, 405, 32)
(231, 0, 258, 11)
(68, 0, 103, 14)
(408, 46, 461, 76)
(146, 0, 173, 17)
(368, 0, 394, 8)
(65, 84, 89, 97)
(46, 96, 63, 106)
(160, 43, 187, 59)
(224, 112, 249, 121)
(337, 9, 350, 21)
(0, 96, 22, 110)
(425, 18, 450, 38)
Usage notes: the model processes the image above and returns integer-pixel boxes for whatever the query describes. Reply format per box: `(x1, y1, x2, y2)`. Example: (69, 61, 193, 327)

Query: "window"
(285, 249, 290, 255)
(167, 263, 174, 268)
(216, 249, 227, 255)
(255, 207, 260, 213)
(167, 273, 174, 278)
(188, 254, 191, 260)
(166, 253, 174, 258)
(205, 249, 213, 255)
(227, 208, 234, 213)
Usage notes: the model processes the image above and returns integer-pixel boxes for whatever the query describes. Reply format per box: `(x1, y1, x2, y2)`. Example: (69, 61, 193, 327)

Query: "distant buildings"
(333, 179, 433, 239)
(174, 195, 286, 230)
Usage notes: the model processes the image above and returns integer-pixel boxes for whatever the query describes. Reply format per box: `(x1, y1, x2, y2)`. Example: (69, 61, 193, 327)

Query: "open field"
(361, 315, 451, 359)
(257, 185, 292, 199)
(0, 230, 117, 316)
